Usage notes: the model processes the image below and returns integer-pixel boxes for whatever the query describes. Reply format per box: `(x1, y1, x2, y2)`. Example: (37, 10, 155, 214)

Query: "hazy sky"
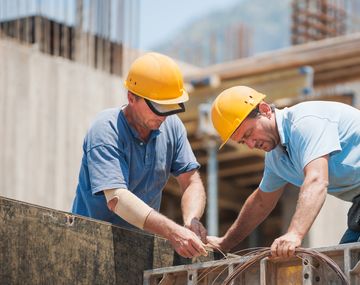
(0, 0, 241, 50)
(139, 0, 240, 51)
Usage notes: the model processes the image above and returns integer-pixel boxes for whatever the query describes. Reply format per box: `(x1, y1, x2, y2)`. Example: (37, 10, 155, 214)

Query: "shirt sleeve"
(292, 116, 341, 169)
(170, 120, 200, 176)
(87, 144, 129, 195)
(259, 159, 288, 192)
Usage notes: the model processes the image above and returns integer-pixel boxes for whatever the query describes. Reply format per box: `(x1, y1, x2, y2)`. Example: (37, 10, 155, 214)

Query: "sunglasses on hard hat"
(144, 99, 185, 116)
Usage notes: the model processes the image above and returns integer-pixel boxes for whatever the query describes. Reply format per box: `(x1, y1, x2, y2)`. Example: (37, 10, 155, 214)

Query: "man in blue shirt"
(208, 85, 360, 258)
(72, 52, 207, 258)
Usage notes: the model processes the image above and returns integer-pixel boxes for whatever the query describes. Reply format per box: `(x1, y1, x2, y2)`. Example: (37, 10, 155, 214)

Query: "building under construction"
(292, 0, 360, 44)
(1, 0, 360, 284)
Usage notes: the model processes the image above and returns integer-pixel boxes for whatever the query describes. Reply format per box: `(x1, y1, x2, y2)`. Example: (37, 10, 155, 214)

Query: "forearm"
(270, 157, 329, 258)
(104, 188, 207, 258)
(144, 210, 181, 239)
(104, 188, 181, 237)
(104, 188, 152, 229)
(221, 190, 274, 251)
(144, 210, 208, 258)
(287, 178, 327, 239)
(181, 181, 206, 224)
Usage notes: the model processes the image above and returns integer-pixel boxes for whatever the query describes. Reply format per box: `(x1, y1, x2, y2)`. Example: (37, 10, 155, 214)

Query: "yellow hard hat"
(124, 52, 188, 115)
(211, 86, 266, 149)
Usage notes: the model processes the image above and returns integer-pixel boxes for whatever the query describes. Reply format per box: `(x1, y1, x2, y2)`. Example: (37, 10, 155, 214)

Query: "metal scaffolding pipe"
(206, 139, 219, 236)
(197, 102, 220, 236)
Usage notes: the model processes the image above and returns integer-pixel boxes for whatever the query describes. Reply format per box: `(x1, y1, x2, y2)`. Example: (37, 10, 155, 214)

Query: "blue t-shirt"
(259, 101, 360, 201)
(71, 108, 200, 228)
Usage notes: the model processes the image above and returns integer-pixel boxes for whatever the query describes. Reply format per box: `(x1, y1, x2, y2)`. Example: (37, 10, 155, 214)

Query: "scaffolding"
(292, 0, 360, 45)
(0, 0, 140, 77)
(144, 243, 360, 284)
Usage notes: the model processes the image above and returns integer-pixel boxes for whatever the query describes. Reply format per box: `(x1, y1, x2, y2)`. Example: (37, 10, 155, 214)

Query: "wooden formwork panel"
(0, 196, 212, 285)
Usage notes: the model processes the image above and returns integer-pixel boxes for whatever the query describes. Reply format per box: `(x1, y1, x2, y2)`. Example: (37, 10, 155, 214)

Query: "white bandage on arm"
(104, 188, 153, 229)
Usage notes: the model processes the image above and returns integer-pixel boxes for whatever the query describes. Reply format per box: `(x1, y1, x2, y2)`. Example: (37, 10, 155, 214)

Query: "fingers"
(271, 239, 297, 258)
(191, 237, 208, 257)
(173, 229, 208, 258)
(175, 240, 207, 258)
(270, 240, 278, 257)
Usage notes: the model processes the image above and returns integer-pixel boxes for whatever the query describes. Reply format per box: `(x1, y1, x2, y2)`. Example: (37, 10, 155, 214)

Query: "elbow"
(107, 197, 118, 212)
(313, 175, 329, 196)
(256, 192, 278, 214)
(304, 172, 329, 198)
(318, 179, 328, 200)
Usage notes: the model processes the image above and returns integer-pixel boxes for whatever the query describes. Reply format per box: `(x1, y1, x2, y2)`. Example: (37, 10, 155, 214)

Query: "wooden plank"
(186, 33, 360, 81)
(0, 196, 212, 285)
(218, 161, 265, 178)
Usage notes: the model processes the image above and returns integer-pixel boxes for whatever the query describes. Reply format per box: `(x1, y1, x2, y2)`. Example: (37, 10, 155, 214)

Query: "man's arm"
(104, 188, 207, 258)
(208, 186, 284, 252)
(176, 170, 207, 242)
(271, 155, 329, 258)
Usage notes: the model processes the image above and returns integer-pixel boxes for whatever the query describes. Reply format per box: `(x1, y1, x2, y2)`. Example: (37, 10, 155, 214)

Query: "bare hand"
(169, 226, 208, 258)
(270, 232, 302, 258)
(206, 236, 228, 253)
(184, 218, 207, 243)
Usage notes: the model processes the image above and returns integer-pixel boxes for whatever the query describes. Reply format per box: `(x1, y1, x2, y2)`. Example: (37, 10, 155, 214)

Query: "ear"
(127, 91, 135, 104)
(258, 102, 272, 119)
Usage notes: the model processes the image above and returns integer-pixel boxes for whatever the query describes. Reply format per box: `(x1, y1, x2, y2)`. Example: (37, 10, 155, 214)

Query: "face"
(128, 94, 166, 131)
(230, 105, 280, 152)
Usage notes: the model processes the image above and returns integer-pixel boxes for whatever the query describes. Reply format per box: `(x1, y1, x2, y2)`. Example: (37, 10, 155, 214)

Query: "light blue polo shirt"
(71, 107, 200, 228)
(259, 101, 360, 201)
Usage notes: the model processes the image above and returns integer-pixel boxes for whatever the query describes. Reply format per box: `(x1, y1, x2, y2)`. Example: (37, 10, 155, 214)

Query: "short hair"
(128, 91, 141, 101)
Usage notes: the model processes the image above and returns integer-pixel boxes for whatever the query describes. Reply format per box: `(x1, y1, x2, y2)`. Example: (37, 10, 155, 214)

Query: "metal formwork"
(144, 243, 360, 284)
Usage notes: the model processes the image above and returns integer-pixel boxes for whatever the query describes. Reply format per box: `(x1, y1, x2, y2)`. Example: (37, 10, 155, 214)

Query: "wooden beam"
(234, 174, 263, 188)
(313, 55, 360, 73)
(219, 161, 265, 178)
(185, 33, 360, 81)
(196, 147, 264, 165)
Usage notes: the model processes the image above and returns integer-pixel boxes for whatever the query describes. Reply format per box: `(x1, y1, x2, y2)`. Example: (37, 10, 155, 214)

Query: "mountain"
(153, 0, 291, 66)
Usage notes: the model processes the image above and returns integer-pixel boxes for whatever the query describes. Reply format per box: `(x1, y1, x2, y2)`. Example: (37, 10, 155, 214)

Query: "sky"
(139, 0, 240, 51)
(0, 0, 241, 50)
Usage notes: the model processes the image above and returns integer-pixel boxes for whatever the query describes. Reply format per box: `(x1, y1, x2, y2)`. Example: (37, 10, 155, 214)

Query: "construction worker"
(207, 85, 360, 258)
(71, 52, 207, 258)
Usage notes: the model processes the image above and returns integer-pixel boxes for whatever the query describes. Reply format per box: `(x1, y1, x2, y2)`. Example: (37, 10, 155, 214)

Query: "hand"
(270, 232, 302, 258)
(206, 236, 228, 253)
(184, 217, 207, 243)
(168, 226, 208, 258)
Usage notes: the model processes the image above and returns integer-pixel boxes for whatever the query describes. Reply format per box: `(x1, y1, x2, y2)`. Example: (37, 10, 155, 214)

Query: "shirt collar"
(275, 108, 288, 147)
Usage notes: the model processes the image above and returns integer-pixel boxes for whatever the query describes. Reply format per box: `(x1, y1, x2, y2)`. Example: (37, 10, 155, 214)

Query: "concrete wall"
(308, 195, 351, 247)
(0, 39, 126, 212)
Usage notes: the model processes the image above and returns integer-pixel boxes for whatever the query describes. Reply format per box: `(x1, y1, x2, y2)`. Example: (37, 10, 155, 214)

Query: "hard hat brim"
(147, 90, 189, 105)
(218, 120, 240, 150)
(124, 79, 189, 104)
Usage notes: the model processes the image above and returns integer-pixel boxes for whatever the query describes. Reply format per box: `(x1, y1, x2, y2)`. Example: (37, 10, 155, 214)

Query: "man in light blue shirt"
(72, 53, 207, 258)
(208, 86, 360, 258)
